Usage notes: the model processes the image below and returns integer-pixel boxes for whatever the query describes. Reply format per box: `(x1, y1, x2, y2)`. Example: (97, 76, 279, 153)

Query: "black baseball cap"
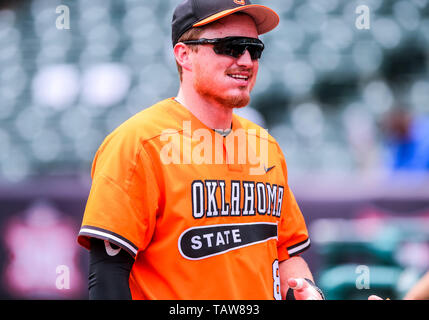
(171, 0, 280, 46)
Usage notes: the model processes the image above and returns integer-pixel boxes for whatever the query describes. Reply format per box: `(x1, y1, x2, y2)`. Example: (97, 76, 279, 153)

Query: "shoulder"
(92, 98, 180, 171)
(99, 98, 180, 149)
(90, 99, 181, 179)
(114, 98, 180, 140)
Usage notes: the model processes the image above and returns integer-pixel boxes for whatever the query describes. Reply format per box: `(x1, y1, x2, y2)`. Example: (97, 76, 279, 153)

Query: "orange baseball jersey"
(77, 98, 310, 300)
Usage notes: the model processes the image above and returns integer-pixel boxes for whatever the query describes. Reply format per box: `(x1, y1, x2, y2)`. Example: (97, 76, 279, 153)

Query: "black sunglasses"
(181, 36, 265, 60)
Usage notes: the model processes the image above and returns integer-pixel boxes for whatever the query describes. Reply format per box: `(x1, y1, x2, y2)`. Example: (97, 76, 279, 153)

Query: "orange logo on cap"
(233, 0, 246, 5)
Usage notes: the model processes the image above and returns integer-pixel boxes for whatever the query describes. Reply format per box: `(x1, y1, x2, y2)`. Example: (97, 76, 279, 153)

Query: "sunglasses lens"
(246, 45, 263, 59)
(222, 44, 246, 58)
(214, 38, 263, 60)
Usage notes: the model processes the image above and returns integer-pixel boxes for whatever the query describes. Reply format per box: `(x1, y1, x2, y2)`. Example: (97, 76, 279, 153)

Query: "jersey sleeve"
(77, 128, 160, 258)
(275, 145, 310, 262)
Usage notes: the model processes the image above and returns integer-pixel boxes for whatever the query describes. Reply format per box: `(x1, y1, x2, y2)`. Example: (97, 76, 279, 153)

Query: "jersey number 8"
(272, 260, 281, 300)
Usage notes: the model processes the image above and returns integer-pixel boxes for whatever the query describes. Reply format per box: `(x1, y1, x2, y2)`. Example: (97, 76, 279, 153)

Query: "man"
(77, 0, 324, 300)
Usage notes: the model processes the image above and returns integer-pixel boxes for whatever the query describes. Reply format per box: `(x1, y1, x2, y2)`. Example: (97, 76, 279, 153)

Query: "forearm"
(88, 238, 134, 300)
(279, 256, 315, 299)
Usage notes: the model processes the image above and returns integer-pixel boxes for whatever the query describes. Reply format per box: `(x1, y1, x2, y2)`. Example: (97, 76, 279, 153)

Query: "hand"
(287, 278, 324, 300)
(368, 295, 385, 300)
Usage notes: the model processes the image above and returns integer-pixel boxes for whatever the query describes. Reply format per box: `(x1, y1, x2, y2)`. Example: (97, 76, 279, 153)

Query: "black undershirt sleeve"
(88, 238, 135, 300)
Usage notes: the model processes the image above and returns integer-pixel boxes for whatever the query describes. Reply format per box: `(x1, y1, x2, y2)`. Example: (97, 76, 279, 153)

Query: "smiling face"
(189, 14, 259, 109)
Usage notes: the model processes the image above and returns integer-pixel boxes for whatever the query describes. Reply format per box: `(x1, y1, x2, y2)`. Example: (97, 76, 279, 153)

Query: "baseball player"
(77, 0, 324, 300)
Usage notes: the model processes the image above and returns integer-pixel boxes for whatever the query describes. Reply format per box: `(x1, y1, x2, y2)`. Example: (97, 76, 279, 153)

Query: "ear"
(174, 43, 193, 73)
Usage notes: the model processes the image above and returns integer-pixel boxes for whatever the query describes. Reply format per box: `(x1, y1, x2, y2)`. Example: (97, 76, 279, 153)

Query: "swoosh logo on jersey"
(178, 222, 278, 260)
(104, 240, 121, 256)
(264, 165, 276, 173)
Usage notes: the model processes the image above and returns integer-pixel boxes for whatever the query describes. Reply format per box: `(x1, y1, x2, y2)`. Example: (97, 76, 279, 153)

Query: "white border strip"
(79, 228, 138, 256)
(288, 238, 311, 256)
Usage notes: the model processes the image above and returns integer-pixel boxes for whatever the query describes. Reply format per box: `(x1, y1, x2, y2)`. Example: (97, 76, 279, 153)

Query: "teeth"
(230, 75, 248, 80)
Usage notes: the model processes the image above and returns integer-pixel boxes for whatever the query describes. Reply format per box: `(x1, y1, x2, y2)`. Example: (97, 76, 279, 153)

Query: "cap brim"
(192, 4, 279, 35)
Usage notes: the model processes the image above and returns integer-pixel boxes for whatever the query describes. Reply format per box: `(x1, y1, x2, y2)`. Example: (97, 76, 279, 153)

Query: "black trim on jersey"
(218, 180, 230, 216)
(256, 182, 267, 215)
(205, 180, 220, 218)
(266, 183, 278, 216)
(191, 180, 205, 219)
(242, 181, 256, 216)
(79, 225, 138, 258)
(287, 238, 311, 257)
(230, 180, 242, 216)
(275, 186, 284, 217)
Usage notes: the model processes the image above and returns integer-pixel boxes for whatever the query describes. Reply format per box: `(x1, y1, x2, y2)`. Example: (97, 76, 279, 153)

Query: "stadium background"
(0, 0, 428, 299)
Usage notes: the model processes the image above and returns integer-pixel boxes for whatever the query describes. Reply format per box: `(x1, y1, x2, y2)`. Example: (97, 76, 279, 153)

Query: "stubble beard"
(193, 68, 252, 109)
(213, 89, 250, 109)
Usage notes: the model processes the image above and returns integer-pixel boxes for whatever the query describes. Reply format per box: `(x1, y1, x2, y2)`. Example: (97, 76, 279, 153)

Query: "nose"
(236, 48, 254, 67)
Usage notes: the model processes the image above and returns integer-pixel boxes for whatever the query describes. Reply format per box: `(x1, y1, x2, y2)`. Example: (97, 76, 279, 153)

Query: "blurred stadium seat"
(0, 0, 427, 181)
(311, 215, 429, 299)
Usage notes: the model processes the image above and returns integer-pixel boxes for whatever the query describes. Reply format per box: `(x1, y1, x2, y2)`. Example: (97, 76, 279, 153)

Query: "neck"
(176, 87, 233, 130)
